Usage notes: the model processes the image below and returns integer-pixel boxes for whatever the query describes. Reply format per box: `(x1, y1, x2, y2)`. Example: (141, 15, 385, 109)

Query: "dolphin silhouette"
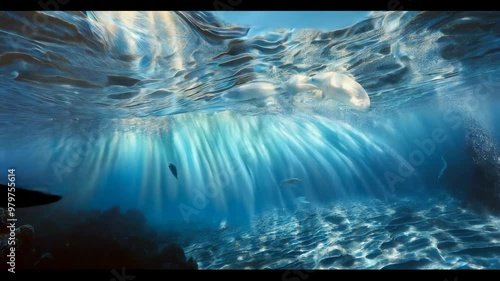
(1, 184, 62, 208)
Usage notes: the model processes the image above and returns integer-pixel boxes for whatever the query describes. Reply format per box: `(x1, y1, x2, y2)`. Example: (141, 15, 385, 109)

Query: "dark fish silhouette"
(169, 163, 178, 179)
(1, 184, 62, 208)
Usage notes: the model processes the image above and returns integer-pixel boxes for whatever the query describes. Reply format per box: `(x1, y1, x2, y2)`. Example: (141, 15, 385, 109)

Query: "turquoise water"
(214, 11, 370, 36)
(0, 11, 499, 269)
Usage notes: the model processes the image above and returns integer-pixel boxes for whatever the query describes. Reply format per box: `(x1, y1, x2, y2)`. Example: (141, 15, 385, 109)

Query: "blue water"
(213, 11, 370, 36)
(0, 11, 499, 269)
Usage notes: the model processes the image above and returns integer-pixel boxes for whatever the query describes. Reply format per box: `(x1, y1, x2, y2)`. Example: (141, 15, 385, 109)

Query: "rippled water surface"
(2, 11, 500, 121)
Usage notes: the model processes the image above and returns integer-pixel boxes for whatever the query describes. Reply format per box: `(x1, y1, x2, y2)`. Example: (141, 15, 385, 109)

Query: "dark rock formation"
(0, 222, 36, 270)
(464, 123, 500, 213)
(15, 225, 35, 268)
(0, 206, 198, 270)
(148, 244, 198, 269)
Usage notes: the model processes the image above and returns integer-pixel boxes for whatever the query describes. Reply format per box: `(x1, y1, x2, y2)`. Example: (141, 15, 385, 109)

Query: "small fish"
(295, 196, 310, 204)
(168, 163, 178, 179)
(280, 178, 301, 186)
(1, 184, 62, 208)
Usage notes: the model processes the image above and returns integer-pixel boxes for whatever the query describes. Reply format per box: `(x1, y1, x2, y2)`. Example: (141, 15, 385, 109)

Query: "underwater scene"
(0, 11, 499, 270)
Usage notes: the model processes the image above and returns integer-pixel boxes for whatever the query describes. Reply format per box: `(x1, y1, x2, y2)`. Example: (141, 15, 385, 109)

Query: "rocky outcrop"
(148, 244, 198, 269)
(464, 123, 500, 213)
(0, 206, 198, 270)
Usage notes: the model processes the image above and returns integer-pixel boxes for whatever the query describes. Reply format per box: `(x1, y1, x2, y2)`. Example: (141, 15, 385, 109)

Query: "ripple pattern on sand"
(182, 196, 500, 269)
